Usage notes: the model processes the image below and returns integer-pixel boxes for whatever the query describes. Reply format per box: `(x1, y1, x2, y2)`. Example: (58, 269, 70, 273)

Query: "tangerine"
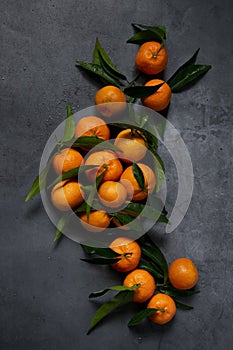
(142, 79, 171, 111)
(95, 85, 127, 117)
(109, 237, 141, 272)
(147, 293, 176, 325)
(98, 181, 127, 208)
(51, 180, 84, 211)
(135, 41, 168, 75)
(52, 148, 83, 175)
(114, 129, 147, 163)
(120, 163, 156, 201)
(123, 269, 156, 303)
(168, 258, 198, 290)
(74, 116, 110, 145)
(85, 150, 123, 182)
(79, 210, 111, 232)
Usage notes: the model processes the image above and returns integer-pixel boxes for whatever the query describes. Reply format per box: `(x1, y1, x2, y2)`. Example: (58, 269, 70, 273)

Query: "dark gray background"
(1, 0, 232, 349)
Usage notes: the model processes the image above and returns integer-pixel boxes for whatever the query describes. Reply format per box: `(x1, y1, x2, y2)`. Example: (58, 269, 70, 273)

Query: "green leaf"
(157, 213, 169, 224)
(159, 286, 200, 298)
(96, 168, 107, 188)
(138, 258, 164, 279)
(87, 290, 134, 334)
(72, 136, 122, 152)
(173, 299, 193, 310)
(123, 202, 165, 223)
(132, 162, 145, 190)
(81, 244, 119, 258)
(66, 104, 72, 118)
(166, 49, 211, 92)
(95, 38, 127, 81)
(89, 284, 140, 299)
(54, 214, 69, 242)
(132, 23, 166, 40)
(47, 165, 96, 189)
(74, 200, 105, 213)
(128, 96, 136, 103)
(153, 152, 165, 192)
(76, 61, 121, 87)
(167, 49, 200, 88)
(168, 64, 211, 92)
(85, 168, 107, 218)
(80, 257, 121, 265)
(141, 236, 168, 283)
(61, 104, 75, 143)
(127, 30, 164, 45)
(25, 159, 52, 202)
(85, 187, 96, 219)
(93, 40, 101, 65)
(128, 308, 161, 327)
(143, 128, 159, 153)
(111, 212, 143, 231)
(124, 83, 164, 98)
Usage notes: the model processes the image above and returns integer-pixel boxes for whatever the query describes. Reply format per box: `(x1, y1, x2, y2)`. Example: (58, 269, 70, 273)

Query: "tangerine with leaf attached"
(123, 269, 156, 303)
(142, 79, 172, 111)
(109, 237, 141, 272)
(147, 293, 176, 324)
(135, 41, 168, 75)
(120, 163, 156, 201)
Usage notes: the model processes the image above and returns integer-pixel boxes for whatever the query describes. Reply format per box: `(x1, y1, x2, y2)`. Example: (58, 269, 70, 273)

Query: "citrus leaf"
(25, 159, 52, 202)
(76, 61, 121, 87)
(72, 135, 103, 148)
(80, 257, 121, 265)
(157, 213, 169, 224)
(72, 136, 122, 152)
(95, 38, 127, 81)
(74, 200, 105, 213)
(87, 290, 134, 334)
(66, 104, 72, 118)
(80, 244, 119, 258)
(159, 286, 200, 298)
(93, 40, 101, 65)
(47, 165, 96, 189)
(141, 236, 168, 283)
(132, 162, 145, 190)
(111, 212, 143, 231)
(54, 213, 69, 242)
(138, 258, 164, 279)
(85, 169, 107, 218)
(167, 48, 200, 88)
(85, 188, 96, 219)
(89, 284, 140, 299)
(124, 83, 164, 98)
(127, 30, 164, 45)
(123, 202, 166, 223)
(128, 308, 161, 327)
(132, 24, 166, 39)
(168, 64, 211, 92)
(173, 299, 193, 310)
(153, 152, 165, 192)
(61, 104, 75, 143)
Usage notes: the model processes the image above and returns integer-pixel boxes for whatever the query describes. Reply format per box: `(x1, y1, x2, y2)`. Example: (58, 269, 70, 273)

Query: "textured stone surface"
(0, 0, 232, 349)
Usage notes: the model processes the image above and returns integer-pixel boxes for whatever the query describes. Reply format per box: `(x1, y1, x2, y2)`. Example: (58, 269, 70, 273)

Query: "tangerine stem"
(152, 43, 164, 58)
(122, 252, 133, 258)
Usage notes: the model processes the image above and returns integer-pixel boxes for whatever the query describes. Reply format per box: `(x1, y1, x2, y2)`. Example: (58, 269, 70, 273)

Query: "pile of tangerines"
(51, 114, 156, 231)
(26, 23, 210, 334)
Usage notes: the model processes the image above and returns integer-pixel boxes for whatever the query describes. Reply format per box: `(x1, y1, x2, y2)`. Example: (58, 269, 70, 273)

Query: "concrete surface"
(1, 0, 233, 349)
